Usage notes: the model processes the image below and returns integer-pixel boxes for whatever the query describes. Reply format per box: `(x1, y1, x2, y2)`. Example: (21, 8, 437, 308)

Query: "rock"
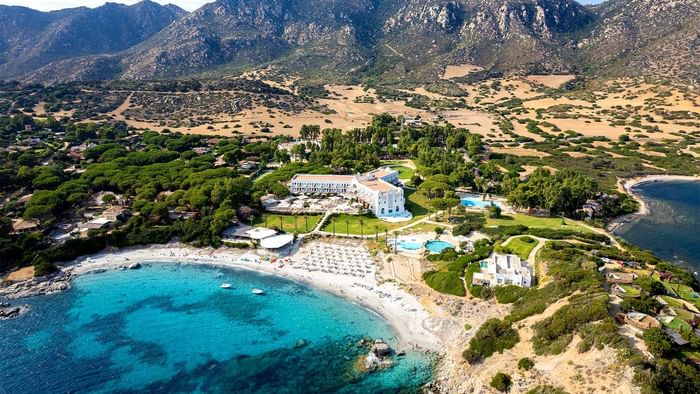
(371, 339, 391, 357)
(128, 262, 141, 270)
(0, 304, 29, 320)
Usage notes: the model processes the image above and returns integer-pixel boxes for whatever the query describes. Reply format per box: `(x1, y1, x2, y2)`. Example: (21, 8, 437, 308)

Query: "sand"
(526, 75, 576, 88)
(64, 243, 446, 352)
(4, 266, 34, 282)
(442, 64, 482, 80)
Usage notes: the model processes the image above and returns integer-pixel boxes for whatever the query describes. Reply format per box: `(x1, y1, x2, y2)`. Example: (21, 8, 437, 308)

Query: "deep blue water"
(0, 264, 434, 394)
(615, 180, 700, 272)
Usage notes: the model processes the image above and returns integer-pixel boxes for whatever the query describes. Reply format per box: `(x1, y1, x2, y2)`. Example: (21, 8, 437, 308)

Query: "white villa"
(289, 167, 406, 218)
(472, 254, 532, 288)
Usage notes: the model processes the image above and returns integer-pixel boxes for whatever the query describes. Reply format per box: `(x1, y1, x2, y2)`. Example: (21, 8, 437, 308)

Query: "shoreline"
(607, 174, 700, 233)
(16, 243, 444, 353)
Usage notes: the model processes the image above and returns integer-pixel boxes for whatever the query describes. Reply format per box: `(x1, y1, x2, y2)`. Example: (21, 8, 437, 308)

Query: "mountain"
(2, 0, 700, 83)
(0, 0, 186, 80)
(578, 0, 700, 82)
(116, 0, 597, 81)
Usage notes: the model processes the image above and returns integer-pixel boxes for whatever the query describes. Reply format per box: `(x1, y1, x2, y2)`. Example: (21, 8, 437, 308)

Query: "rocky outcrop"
(0, 271, 72, 299)
(0, 302, 29, 320)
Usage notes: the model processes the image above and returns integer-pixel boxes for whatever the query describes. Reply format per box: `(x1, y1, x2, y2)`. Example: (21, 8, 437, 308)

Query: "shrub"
(642, 327, 672, 358)
(33, 257, 57, 277)
(490, 372, 512, 392)
(422, 271, 465, 296)
(518, 357, 535, 371)
(526, 385, 568, 394)
(463, 319, 519, 362)
(494, 285, 530, 304)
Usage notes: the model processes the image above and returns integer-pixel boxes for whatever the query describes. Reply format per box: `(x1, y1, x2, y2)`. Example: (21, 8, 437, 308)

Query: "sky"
(0, 1, 212, 12)
(0, 0, 605, 12)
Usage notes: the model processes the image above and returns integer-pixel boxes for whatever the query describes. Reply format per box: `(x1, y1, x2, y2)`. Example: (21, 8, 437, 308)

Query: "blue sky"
(1, 0, 605, 12)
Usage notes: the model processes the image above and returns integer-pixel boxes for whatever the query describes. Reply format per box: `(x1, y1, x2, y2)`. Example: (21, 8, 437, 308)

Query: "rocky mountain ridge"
(3, 0, 699, 84)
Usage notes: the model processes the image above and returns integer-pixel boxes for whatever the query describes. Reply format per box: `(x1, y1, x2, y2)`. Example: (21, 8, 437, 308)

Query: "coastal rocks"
(128, 262, 142, 270)
(360, 339, 394, 372)
(0, 302, 29, 320)
(0, 271, 73, 299)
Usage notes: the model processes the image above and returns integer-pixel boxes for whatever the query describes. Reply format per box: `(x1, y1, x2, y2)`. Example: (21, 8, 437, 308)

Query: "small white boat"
(220, 283, 232, 289)
(251, 288, 265, 295)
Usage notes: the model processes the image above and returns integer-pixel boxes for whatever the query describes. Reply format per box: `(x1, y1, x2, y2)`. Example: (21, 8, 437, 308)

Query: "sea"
(614, 180, 700, 273)
(0, 263, 435, 394)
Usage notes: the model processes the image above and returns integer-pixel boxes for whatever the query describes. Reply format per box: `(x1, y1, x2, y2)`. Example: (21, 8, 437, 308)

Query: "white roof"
(245, 227, 278, 240)
(90, 217, 112, 225)
(260, 234, 294, 249)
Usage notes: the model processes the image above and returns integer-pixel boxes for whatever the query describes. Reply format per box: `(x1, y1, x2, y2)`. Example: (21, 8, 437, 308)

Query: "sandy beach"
(608, 174, 700, 232)
(58, 243, 445, 353)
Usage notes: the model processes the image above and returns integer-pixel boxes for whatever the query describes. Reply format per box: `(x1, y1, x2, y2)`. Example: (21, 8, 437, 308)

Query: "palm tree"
(345, 218, 350, 237)
(359, 218, 364, 238)
(278, 216, 283, 231)
(304, 216, 308, 232)
(294, 215, 298, 233)
(374, 225, 379, 241)
(332, 217, 336, 236)
(384, 229, 388, 246)
(264, 215, 268, 228)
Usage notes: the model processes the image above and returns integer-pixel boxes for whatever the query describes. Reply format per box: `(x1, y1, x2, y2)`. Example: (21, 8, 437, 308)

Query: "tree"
(434, 227, 445, 239)
(518, 357, 535, 371)
(637, 358, 700, 394)
(642, 327, 672, 358)
(490, 372, 512, 392)
(374, 225, 379, 241)
(359, 218, 364, 238)
(488, 204, 502, 219)
(0, 217, 11, 237)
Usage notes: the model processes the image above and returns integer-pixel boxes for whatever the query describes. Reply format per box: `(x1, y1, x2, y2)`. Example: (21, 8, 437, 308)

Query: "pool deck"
(393, 232, 463, 254)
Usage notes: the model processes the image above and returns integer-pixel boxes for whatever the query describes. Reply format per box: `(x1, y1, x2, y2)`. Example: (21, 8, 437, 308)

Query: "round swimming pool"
(424, 240, 454, 253)
(397, 239, 422, 251)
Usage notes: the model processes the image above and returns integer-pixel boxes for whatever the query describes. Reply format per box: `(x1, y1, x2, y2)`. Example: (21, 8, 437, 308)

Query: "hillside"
(0, 0, 186, 80)
(1, 0, 699, 84)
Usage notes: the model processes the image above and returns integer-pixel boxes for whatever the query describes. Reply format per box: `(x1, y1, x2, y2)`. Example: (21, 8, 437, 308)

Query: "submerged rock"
(0, 304, 29, 320)
(294, 339, 307, 349)
(371, 339, 391, 357)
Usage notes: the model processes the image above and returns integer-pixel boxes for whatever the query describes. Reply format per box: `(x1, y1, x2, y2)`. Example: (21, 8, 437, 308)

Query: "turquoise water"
(460, 197, 500, 209)
(424, 241, 454, 254)
(0, 263, 435, 393)
(397, 239, 422, 251)
(615, 180, 700, 273)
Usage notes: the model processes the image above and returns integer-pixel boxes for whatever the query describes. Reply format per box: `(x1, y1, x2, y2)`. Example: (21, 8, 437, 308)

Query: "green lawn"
(486, 214, 590, 233)
(662, 282, 700, 308)
(321, 189, 431, 235)
(664, 317, 692, 332)
(504, 236, 539, 260)
(390, 165, 415, 179)
(619, 284, 642, 297)
(254, 214, 321, 234)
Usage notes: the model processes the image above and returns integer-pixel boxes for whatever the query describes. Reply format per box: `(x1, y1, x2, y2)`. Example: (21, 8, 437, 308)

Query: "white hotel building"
(472, 254, 532, 288)
(289, 167, 406, 217)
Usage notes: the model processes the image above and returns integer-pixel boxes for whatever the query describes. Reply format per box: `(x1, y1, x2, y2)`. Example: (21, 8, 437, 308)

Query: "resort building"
(288, 167, 406, 218)
(472, 254, 532, 288)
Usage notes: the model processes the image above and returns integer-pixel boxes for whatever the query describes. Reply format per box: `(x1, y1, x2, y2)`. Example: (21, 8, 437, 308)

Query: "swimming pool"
(397, 239, 422, 251)
(461, 196, 501, 209)
(424, 240, 454, 254)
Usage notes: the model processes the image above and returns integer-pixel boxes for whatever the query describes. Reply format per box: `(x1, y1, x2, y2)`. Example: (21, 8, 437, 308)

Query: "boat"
(251, 288, 265, 295)
(220, 283, 232, 289)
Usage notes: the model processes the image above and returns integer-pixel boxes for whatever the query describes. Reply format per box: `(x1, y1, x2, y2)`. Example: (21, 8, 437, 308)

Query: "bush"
(423, 270, 465, 296)
(526, 385, 568, 394)
(494, 285, 530, 304)
(518, 357, 535, 371)
(463, 319, 519, 362)
(490, 372, 512, 392)
(642, 327, 672, 358)
(33, 257, 57, 277)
